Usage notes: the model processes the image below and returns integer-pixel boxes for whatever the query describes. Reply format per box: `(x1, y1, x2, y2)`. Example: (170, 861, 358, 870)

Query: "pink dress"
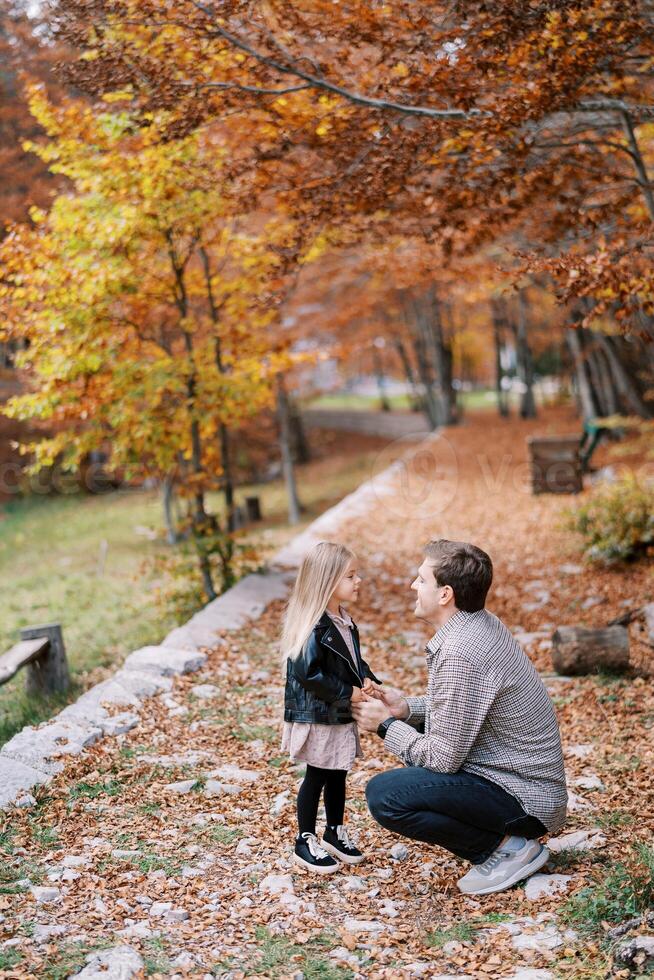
(281, 605, 363, 771)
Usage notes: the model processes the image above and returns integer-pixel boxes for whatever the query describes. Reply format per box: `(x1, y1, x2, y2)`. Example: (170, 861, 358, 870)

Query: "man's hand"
(351, 697, 400, 733)
(350, 686, 369, 704)
(365, 685, 410, 720)
(362, 678, 381, 695)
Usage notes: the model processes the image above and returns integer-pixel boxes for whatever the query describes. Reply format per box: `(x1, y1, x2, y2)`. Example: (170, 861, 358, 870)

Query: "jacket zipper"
(320, 636, 363, 685)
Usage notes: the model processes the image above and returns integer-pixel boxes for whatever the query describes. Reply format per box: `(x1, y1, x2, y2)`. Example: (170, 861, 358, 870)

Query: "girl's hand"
(350, 687, 369, 703)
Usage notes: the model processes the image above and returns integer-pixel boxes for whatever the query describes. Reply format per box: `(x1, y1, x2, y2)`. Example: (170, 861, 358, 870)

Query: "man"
(352, 539, 567, 896)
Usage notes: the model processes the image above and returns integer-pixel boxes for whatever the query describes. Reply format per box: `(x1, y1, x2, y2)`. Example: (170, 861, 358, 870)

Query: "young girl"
(280, 541, 381, 873)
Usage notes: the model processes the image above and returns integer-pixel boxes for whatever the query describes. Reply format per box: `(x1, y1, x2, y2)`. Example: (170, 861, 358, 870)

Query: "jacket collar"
(315, 609, 358, 632)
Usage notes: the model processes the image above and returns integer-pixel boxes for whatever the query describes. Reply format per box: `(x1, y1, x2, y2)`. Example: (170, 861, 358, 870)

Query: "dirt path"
(1, 407, 652, 979)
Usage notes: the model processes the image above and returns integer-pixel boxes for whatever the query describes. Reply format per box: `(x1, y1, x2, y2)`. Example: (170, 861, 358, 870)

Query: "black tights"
(297, 765, 347, 836)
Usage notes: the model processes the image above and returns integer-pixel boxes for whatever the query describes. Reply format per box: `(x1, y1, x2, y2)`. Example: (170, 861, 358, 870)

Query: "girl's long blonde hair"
(279, 540, 355, 668)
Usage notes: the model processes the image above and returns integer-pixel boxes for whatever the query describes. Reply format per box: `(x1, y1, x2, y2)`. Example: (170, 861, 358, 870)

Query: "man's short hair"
(423, 539, 493, 612)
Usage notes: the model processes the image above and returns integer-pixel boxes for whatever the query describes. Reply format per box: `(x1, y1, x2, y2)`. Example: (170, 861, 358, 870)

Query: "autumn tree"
(0, 88, 292, 598)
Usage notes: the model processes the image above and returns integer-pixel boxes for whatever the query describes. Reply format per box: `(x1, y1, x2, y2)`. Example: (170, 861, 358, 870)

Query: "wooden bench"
(0, 623, 70, 696)
(527, 435, 583, 494)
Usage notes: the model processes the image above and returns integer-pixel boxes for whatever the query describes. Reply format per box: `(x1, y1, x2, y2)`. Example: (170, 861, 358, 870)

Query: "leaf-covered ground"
(1, 406, 652, 979)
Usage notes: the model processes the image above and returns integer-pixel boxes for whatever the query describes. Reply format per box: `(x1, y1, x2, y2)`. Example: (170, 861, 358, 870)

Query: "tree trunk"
(372, 344, 391, 412)
(426, 288, 457, 424)
(552, 625, 630, 676)
(276, 373, 302, 525)
(566, 327, 597, 421)
(407, 307, 440, 429)
(514, 291, 537, 419)
(393, 335, 423, 412)
(169, 236, 216, 602)
(598, 333, 653, 418)
(162, 474, 178, 545)
(289, 398, 311, 464)
(491, 299, 510, 418)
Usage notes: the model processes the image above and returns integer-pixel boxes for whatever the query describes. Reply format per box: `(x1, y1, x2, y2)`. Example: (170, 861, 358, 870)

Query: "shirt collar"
(425, 608, 476, 654)
(326, 605, 353, 628)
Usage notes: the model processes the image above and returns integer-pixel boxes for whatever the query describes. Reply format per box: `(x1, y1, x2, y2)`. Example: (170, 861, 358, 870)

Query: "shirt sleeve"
(405, 696, 427, 727)
(383, 657, 501, 773)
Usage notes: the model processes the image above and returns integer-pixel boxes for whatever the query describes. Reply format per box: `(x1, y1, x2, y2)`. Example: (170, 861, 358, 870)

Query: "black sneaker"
(293, 832, 340, 874)
(322, 825, 365, 865)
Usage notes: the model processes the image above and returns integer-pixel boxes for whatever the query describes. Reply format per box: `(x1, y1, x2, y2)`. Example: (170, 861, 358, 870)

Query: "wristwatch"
(377, 716, 397, 740)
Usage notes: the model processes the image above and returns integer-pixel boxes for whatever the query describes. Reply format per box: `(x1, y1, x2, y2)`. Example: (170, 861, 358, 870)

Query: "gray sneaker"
(457, 840, 550, 895)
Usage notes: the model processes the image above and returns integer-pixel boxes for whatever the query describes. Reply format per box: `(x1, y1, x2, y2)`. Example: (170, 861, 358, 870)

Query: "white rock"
(379, 899, 399, 917)
(31, 885, 61, 904)
(74, 944, 144, 979)
(165, 908, 189, 923)
(571, 774, 605, 791)
(111, 849, 140, 859)
(102, 712, 140, 736)
(506, 971, 555, 980)
(343, 918, 386, 933)
(191, 684, 220, 699)
(270, 790, 290, 815)
(559, 563, 583, 575)
(164, 780, 197, 795)
(565, 744, 594, 759)
(566, 791, 594, 812)
(547, 829, 606, 853)
(14, 793, 37, 808)
(117, 922, 156, 940)
(512, 926, 564, 952)
(524, 874, 574, 900)
(390, 843, 409, 861)
(122, 645, 207, 676)
(207, 765, 259, 784)
(61, 868, 81, 882)
(235, 839, 253, 856)
(171, 952, 196, 969)
(343, 876, 367, 892)
(62, 854, 91, 868)
(260, 873, 294, 896)
(0, 754, 52, 809)
(2, 719, 102, 775)
(581, 596, 605, 610)
(204, 780, 242, 798)
(149, 902, 173, 918)
(33, 923, 68, 943)
(375, 868, 394, 880)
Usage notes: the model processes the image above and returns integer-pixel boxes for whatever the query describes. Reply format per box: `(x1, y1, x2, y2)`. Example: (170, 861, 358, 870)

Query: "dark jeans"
(366, 767, 548, 865)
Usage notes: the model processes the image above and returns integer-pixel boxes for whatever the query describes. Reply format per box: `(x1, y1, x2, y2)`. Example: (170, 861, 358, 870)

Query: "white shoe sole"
(293, 852, 340, 874)
(321, 839, 365, 865)
(458, 844, 551, 896)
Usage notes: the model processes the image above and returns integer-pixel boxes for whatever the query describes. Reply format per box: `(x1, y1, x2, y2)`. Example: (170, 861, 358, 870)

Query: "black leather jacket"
(284, 611, 381, 725)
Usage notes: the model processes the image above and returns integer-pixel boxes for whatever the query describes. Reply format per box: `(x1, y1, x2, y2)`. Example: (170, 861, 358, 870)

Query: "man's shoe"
(457, 839, 550, 895)
(321, 825, 365, 865)
(293, 832, 340, 874)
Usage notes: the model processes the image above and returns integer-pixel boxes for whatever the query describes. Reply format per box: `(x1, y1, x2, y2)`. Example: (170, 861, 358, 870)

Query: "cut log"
(551, 625, 629, 676)
(527, 436, 583, 494)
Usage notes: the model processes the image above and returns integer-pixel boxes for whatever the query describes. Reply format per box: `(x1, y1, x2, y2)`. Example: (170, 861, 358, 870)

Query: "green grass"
(560, 843, 654, 941)
(142, 936, 172, 975)
(426, 922, 478, 947)
(209, 826, 243, 845)
(251, 928, 352, 980)
(0, 949, 23, 971)
(306, 388, 522, 414)
(38, 939, 115, 980)
(0, 440, 387, 745)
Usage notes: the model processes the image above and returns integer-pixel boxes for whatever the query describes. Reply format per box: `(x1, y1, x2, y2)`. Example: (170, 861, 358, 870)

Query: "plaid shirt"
(384, 608, 567, 833)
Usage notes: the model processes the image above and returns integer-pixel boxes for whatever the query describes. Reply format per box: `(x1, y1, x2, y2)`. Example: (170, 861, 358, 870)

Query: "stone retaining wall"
(0, 432, 439, 810)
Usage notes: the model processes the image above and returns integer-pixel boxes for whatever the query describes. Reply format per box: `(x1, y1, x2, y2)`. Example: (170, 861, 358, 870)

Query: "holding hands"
(351, 683, 410, 732)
